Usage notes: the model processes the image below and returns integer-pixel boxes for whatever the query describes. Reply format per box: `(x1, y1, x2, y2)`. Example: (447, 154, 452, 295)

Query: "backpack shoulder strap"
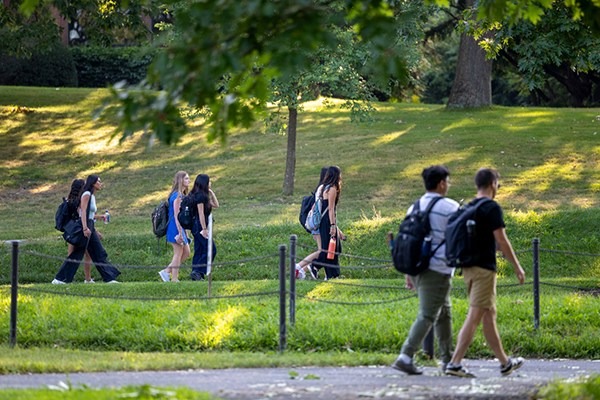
(471, 197, 493, 210)
(423, 196, 444, 214)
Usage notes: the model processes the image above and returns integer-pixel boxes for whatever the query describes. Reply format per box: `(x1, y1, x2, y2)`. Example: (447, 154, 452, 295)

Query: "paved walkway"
(0, 359, 598, 399)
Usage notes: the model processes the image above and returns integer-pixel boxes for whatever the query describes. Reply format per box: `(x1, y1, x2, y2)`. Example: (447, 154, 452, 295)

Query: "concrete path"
(0, 359, 598, 399)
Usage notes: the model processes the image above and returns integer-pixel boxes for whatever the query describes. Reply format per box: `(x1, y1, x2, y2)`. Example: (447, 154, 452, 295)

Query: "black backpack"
(151, 200, 170, 238)
(299, 192, 315, 234)
(177, 195, 195, 230)
(55, 197, 71, 232)
(445, 198, 493, 268)
(391, 196, 443, 276)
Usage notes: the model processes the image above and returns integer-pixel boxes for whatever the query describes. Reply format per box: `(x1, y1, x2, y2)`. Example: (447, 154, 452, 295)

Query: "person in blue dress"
(159, 171, 191, 282)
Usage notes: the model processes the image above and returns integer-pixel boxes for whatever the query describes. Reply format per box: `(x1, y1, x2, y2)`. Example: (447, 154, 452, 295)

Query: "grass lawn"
(0, 86, 599, 373)
(0, 385, 218, 400)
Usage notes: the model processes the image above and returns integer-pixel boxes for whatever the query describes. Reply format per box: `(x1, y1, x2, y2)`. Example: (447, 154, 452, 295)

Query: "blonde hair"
(168, 171, 189, 199)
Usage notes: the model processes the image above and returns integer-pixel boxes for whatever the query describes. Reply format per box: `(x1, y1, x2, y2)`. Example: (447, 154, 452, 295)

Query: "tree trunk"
(282, 107, 298, 196)
(447, 0, 493, 108)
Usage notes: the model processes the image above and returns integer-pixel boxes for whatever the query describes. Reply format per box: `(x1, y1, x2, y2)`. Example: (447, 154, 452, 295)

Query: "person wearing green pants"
(392, 165, 459, 375)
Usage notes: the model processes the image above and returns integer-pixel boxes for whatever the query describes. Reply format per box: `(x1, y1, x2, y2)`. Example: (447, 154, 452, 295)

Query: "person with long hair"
(65, 179, 94, 283)
(295, 167, 329, 279)
(189, 174, 219, 281)
(158, 171, 191, 282)
(315, 166, 346, 280)
(52, 175, 121, 284)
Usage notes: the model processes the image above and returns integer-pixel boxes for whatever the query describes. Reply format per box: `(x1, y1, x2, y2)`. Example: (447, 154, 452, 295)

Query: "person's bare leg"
(171, 243, 190, 281)
(165, 243, 183, 279)
(450, 306, 488, 365)
(301, 235, 322, 274)
(84, 251, 92, 281)
(481, 307, 508, 365)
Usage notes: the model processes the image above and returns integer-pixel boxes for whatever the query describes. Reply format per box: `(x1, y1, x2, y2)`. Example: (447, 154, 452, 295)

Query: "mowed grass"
(0, 279, 598, 362)
(2, 87, 600, 281)
(0, 385, 218, 400)
(0, 87, 599, 371)
(1, 86, 600, 241)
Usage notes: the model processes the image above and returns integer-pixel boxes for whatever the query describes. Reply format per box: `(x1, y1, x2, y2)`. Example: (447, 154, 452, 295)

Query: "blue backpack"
(304, 188, 328, 232)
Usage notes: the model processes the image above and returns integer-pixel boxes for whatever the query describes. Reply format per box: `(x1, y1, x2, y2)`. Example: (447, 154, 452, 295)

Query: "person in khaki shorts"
(445, 168, 526, 378)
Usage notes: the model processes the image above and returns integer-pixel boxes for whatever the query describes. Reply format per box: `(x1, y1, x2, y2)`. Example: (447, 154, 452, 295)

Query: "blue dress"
(166, 191, 189, 244)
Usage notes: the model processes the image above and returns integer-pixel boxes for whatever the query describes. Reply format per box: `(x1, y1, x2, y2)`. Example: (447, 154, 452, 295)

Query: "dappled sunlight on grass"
(306, 282, 336, 299)
(441, 118, 477, 133)
(203, 306, 245, 347)
(370, 126, 414, 145)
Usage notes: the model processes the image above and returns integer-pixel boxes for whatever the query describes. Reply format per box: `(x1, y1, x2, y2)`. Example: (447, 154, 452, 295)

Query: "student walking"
(314, 166, 346, 280)
(158, 171, 191, 282)
(53, 175, 121, 284)
(64, 179, 95, 283)
(445, 168, 526, 378)
(392, 165, 459, 375)
(189, 174, 219, 281)
(295, 166, 329, 280)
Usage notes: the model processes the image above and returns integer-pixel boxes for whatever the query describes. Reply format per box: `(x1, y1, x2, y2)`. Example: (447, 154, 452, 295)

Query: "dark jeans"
(191, 219, 217, 277)
(55, 220, 121, 283)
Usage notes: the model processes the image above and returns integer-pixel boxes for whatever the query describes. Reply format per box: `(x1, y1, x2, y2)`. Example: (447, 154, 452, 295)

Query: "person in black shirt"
(63, 179, 94, 283)
(189, 174, 219, 281)
(446, 168, 526, 378)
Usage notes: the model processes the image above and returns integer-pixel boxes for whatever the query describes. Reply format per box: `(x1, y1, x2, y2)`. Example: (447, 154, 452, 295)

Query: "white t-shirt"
(79, 191, 97, 220)
(406, 192, 459, 276)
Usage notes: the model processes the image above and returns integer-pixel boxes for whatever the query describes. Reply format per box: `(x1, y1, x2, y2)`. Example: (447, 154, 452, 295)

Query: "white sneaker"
(298, 268, 306, 280)
(159, 270, 170, 282)
(51, 279, 66, 285)
(84, 279, 95, 284)
(107, 280, 120, 283)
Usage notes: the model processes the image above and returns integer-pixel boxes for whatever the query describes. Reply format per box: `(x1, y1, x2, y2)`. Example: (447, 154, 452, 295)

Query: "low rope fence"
(16, 249, 279, 270)
(2, 236, 599, 352)
(18, 286, 279, 301)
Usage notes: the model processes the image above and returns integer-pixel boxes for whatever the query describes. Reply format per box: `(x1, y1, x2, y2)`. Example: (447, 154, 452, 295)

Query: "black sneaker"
(445, 363, 476, 378)
(392, 358, 423, 375)
(501, 357, 524, 376)
(190, 272, 205, 281)
(310, 265, 319, 280)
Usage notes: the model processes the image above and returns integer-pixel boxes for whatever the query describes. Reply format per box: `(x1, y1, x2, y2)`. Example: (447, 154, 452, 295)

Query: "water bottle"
(104, 210, 110, 224)
(422, 236, 432, 257)
(466, 219, 476, 253)
(466, 219, 476, 236)
(327, 236, 336, 260)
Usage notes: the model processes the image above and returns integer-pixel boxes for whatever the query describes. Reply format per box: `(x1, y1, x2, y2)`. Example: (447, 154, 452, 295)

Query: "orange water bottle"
(327, 236, 336, 259)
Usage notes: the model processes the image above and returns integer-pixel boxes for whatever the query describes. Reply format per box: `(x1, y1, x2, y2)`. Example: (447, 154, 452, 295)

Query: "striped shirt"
(406, 193, 459, 276)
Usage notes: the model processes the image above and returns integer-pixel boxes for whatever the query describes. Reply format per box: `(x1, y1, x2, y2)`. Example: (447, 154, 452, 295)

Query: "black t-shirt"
(193, 192, 211, 220)
(471, 197, 506, 272)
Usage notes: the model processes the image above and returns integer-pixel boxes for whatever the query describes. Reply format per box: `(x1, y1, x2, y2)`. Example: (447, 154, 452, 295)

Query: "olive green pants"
(400, 269, 453, 363)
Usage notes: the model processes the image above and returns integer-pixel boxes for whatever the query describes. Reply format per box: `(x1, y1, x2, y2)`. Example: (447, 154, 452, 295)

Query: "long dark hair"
(68, 179, 85, 204)
(322, 166, 341, 205)
(189, 174, 212, 214)
(315, 167, 329, 193)
(78, 175, 99, 202)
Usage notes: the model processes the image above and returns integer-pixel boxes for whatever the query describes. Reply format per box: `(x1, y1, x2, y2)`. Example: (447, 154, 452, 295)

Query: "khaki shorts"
(463, 266, 497, 309)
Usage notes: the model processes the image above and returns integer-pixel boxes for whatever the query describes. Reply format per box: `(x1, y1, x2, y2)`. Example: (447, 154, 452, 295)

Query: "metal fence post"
(289, 235, 297, 327)
(207, 213, 213, 298)
(422, 328, 435, 358)
(10, 240, 20, 347)
(279, 244, 287, 352)
(532, 238, 540, 330)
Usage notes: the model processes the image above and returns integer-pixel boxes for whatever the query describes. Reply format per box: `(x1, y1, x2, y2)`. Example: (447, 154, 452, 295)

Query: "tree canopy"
(11, 0, 600, 143)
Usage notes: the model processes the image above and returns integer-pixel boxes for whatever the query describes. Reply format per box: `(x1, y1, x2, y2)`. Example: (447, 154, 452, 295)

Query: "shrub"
(0, 43, 78, 87)
(71, 46, 158, 88)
